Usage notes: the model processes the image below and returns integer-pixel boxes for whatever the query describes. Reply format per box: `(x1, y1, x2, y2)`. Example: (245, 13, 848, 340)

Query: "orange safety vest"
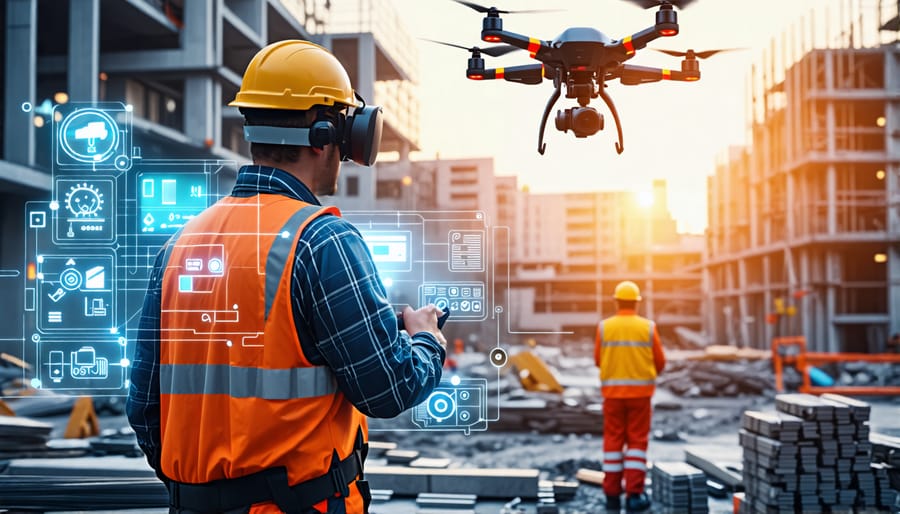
(158, 194, 367, 513)
(598, 314, 658, 398)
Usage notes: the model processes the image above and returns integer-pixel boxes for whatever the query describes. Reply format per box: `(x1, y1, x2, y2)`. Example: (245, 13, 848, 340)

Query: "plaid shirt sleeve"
(125, 247, 165, 476)
(293, 215, 446, 419)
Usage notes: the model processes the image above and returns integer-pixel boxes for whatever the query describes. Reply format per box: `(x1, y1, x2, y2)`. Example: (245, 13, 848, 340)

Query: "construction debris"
(658, 359, 776, 398)
(833, 362, 900, 387)
(0, 476, 168, 510)
(0, 415, 52, 453)
(574, 468, 605, 487)
(489, 395, 603, 434)
(365, 466, 540, 498)
(508, 351, 565, 394)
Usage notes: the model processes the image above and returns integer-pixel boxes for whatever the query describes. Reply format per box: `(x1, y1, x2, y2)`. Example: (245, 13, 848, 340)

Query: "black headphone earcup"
(307, 120, 337, 149)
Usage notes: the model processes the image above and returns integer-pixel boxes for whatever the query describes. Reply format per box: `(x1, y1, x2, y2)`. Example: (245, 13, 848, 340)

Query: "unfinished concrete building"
(706, 36, 900, 353)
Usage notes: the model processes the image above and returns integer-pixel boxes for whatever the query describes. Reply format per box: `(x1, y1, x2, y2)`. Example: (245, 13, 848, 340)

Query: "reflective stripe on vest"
(160, 363, 337, 399)
(603, 341, 653, 348)
(265, 205, 323, 321)
(601, 378, 656, 386)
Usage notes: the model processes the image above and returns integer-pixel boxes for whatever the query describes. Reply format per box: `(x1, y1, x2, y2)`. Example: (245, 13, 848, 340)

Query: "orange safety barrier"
(772, 336, 900, 395)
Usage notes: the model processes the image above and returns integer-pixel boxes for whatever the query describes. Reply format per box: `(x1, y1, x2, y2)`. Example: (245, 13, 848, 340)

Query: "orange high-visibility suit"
(595, 309, 666, 497)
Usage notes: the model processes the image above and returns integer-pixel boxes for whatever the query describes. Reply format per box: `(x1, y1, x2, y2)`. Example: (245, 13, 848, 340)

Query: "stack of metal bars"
(650, 461, 709, 514)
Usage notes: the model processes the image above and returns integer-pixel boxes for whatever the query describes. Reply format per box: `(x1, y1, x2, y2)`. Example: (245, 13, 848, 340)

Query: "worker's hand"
(401, 304, 447, 349)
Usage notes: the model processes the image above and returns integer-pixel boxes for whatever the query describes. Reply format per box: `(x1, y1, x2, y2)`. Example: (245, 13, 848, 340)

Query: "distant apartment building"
(705, 43, 900, 353)
(375, 157, 702, 342)
(326, 0, 421, 210)
(506, 182, 703, 341)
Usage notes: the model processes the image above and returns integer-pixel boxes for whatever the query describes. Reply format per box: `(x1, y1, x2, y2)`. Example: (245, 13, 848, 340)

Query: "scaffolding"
(705, 1, 900, 353)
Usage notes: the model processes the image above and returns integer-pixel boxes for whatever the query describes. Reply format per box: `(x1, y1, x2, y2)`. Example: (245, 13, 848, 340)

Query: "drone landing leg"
(537, 82, 561, 155)
(598, 86, 624, 154)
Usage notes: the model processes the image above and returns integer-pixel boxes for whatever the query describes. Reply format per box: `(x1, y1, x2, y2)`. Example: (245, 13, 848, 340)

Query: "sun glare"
(637, 191, 654, 208)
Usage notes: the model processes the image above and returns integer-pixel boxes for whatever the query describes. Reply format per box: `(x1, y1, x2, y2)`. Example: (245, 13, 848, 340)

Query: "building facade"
(705, 44, 900, 353)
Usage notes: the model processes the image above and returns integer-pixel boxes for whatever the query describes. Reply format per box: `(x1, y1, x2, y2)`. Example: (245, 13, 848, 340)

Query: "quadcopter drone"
(436, 0, 724, 155)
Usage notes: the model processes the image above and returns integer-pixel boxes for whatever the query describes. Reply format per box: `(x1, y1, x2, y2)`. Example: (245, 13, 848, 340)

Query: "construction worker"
(126, 40, 447, 514)
(595, 281, 666, 513)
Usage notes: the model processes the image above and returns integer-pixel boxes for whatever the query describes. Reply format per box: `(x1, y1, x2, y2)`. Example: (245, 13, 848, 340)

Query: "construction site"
(1, 0, 900, 513)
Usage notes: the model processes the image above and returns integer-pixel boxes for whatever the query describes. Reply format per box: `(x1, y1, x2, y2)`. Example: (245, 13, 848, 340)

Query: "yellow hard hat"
(613, 281, 641, 301)
(229, 40, 357, 111)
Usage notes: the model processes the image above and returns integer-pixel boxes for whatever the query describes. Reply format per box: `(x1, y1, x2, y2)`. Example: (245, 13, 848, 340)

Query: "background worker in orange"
(126, 40, 447, 514)
(595, 281, 666, 513)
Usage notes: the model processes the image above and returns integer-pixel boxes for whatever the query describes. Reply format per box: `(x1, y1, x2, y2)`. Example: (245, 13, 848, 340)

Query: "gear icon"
(64, 183, 104, 218)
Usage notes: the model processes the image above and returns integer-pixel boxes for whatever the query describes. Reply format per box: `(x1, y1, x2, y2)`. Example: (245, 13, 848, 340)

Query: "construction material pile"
(650, 461, 709, 513)
(659, 359, 776, 398)
(489, 395, 603, 435)
(738, 394, 898, 513)
(0, 415, 52, 454)
(832, 362, 900, 387)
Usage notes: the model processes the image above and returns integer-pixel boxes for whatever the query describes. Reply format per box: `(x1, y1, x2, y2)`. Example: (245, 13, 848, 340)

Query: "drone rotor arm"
(467, 64, 545, 84)
(615, 63, 699, 85)
(612, 26, 662, 61)
(480, 29, 549, 59)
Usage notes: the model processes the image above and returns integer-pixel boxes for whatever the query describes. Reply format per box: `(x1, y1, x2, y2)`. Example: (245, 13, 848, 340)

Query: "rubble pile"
(831, 362, 900, 388)
(489, 394, 603, 435)
(659, 359, 777, 398)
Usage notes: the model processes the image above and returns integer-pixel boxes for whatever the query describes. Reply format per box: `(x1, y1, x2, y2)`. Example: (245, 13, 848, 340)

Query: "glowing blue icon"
(48, 350, 64, 383)
(207, 258, 223, 274)
(58, 109, 120, 163)
(70, 346, 108, 379)
(178, 275, 193, 292)
(84, 266, 105, 289)
(161, 180, 177, 205)
(74, 122, 109, 154)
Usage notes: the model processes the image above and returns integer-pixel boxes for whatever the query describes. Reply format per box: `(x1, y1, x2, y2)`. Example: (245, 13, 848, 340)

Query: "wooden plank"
(575, 468, 605, 486)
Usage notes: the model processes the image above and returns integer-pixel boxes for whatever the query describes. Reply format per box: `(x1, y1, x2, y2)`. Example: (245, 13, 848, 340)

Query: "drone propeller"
(623, 0, 697, 9)
(452, 0, 560, 15)
(421, 38, 521, 57)
(651, 47, 744, 59)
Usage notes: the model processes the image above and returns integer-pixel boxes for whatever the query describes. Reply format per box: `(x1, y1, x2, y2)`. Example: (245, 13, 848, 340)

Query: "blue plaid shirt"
(126, 165, 445, 470)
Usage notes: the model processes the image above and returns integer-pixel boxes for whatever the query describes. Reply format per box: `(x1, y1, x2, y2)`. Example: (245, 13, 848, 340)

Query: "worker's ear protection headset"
(242, 93, 384, 167)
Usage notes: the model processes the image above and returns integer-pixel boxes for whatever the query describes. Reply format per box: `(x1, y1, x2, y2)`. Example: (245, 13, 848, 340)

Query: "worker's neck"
(253, 157, 318, 193)
(617, 308, 637, 315)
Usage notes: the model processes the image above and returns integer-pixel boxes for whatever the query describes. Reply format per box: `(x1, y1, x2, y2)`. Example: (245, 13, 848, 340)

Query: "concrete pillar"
(826, 250, 840, 352)
(738, 259, 750, 347)
(800, 250, 814, 347)
(763, 255, 772, 348)
(182, 0, 222, 146)
(68, 0, 99, 102)
(827, 165, 837, 234)
(786, 171, 795, 240)
(4, 0, 37, 167)
(356, 33, 376, 105)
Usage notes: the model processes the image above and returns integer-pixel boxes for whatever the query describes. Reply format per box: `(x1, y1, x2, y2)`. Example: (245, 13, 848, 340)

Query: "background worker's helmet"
(229, 40, 357, 111)
(229, 40, 383, 166)
(613, 281, 641, 301)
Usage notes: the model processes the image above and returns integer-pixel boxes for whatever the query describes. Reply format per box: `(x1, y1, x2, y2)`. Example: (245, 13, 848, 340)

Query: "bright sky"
(395, 0, 869, 233)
